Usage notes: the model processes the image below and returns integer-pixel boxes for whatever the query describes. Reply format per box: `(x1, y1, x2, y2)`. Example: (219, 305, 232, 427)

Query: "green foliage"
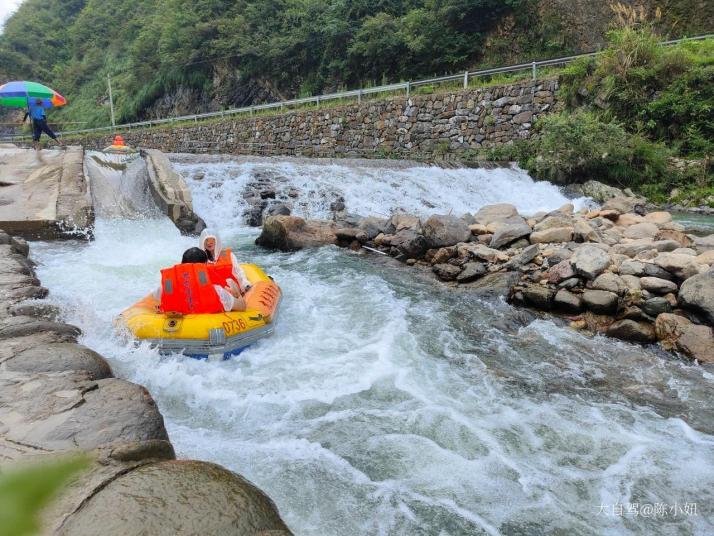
(0, 455, 90, 536)
(559, 28, 714, 158)
(520, 111, 671, 188)
(0, 0, 526, 126)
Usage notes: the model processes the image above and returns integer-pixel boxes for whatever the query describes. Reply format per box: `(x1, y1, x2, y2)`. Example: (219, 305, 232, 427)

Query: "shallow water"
(32, 158, 714, 535)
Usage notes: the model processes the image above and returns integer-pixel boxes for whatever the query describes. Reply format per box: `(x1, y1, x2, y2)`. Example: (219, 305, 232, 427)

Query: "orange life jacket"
(159, 263, 224, 314)
(207, 248, 241, 290)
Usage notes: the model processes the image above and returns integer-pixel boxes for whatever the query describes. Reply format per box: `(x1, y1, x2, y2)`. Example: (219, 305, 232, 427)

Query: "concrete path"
(0, 145, 93, 238)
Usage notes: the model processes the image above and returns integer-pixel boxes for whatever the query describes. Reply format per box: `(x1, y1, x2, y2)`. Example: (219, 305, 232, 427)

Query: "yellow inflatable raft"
(116, 264, 281, 360)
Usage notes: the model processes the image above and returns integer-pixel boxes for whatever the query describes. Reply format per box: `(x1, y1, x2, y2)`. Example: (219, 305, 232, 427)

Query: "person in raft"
(198, 229, 251, 295)
(22, 98, 63, 150)
(154, 247, 246, 313)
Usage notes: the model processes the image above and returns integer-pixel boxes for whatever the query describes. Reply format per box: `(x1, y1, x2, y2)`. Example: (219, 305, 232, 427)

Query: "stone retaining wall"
(0, 230, 291, 536)
(72, 79, 558, 158)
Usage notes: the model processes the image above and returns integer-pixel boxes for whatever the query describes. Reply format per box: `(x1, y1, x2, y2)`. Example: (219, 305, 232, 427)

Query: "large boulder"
(639, 277, 678, 295)
(691, 234, 714, 253)
(503, 244, 539, 270)
(623, 222, 659, 239)
(678, 271, 714, 323)
(56, 461, 292, 536)
(456, 262, 487, 283)
(653, 253, 701, 280)
(571, 180, 626, 202)
(522, 285, 556, 310)
(553, 289, 583, 313)
(472, 203, 518, 225)
(256, 216, 337, 251)
(461, 271, 520, 298)
(602, 196, 646, 214)
(489, 220, 532, 249)
(2, 343, 112, 379)
(655, 313, 714, 363)
(422, 215, 471, 248)
(0, 374, 169, 452)
(433, 263, 461, 281)
(592, 273, 626, 295)
(642, 297, 672, 317)
(391, 229, 429, 258)
(644, 211, 673, 225)
(582, 290, 619, 315)
(546, 260, 576, 284)
(358, 217, 386, 239)
(570, 245, 611, 280)
(607, 320, 656, 343)
(529, 227, 574, 244)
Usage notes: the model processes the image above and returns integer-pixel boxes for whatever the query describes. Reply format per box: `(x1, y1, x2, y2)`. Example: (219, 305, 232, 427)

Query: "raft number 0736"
(223, 318, 247, 335)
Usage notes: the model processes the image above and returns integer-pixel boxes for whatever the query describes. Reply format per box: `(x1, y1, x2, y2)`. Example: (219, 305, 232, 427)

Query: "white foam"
(29, 156, 714, 536)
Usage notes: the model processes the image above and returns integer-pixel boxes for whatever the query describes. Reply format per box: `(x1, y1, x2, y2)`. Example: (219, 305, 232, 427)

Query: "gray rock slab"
(3, 343, 112, 379)
(56, 460, 292, 536)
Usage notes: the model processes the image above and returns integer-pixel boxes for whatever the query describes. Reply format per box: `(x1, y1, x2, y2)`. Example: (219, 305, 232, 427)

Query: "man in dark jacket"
(22, 98, 63, 150)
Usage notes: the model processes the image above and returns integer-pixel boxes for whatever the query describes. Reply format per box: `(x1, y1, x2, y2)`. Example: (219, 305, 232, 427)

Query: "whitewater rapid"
(32, 157, 714, 535)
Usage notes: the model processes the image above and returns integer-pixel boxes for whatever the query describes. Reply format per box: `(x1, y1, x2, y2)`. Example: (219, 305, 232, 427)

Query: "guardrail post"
(532, 61, 537, 80)
(406, 81, 411, 98)
(316, 96, 320, 109)
(358, 89, 362, 105)
(464, 71, 469, 89)
(250, 106, 254, 116)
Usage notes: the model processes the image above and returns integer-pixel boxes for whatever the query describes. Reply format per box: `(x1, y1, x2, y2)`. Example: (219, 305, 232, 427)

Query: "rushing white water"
(32, 157, 714, 535)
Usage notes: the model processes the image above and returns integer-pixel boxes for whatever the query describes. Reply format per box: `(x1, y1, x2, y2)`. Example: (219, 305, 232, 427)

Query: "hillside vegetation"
(484, 26, 713, 206)
(1, 0, 711, 127)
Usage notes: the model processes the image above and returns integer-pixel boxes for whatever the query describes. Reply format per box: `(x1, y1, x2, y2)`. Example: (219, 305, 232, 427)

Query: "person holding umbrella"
(0, 80, 67, 150)
(23, 97, 63, 150)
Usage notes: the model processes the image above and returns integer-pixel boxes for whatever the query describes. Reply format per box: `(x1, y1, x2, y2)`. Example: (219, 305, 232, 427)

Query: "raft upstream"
(117, 264, 281, 360)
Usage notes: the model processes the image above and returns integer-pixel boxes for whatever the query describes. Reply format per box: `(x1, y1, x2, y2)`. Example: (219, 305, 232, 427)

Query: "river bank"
(0, 228, 291, 535)
(256, 195, 714, 365)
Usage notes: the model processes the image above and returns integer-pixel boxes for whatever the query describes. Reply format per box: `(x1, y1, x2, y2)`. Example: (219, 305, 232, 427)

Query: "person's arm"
(22, 112, 28, 123)
(214, 285, 246, 312)
(230, 253, 252, 292)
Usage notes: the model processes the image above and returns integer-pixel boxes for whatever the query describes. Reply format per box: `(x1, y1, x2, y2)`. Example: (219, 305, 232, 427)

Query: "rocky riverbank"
(256, 196, 714, 364)
(0, 230, 291, 535)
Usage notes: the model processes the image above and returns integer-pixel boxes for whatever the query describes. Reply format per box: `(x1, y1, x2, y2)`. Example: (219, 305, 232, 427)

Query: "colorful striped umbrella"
(0, 80, 67, 108)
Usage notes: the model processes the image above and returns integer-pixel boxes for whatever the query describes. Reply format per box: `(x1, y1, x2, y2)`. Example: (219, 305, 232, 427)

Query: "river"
(31, 155, 714, 535)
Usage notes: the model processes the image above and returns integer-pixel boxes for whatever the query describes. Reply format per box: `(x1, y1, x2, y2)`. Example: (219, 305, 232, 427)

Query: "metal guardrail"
(2, 33, 712, 142)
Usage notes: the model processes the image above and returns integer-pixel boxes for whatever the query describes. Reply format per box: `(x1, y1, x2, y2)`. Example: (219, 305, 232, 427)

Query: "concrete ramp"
(0, 145, 93, 238)
(141, 149, 205, 235)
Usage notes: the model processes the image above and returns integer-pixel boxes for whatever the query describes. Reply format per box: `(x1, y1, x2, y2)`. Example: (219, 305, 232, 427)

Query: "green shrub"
(523, 111, 671, 189)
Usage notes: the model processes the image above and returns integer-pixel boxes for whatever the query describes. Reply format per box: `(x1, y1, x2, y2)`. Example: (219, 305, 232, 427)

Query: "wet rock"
(553, 289, 583, 313)
(8, 302, 62, 321)
(655, 313, 714, 363)
(462, 271, 520, 298)
(653, 253, 701, 280)
(10, 236, 30, 257)
(607, 320, 656, 343)
(490, 220, 531, 249)
(570, 245, 611, 280)
(582, 290, 619, 315)
(456, 262, 487, 283)
(391, 229, 429, 258)
(3, 343, 112, 380)
(0, 316, 81, 340)
(358, 217, 386, 240)
(433, 263, 461, 281)
(385, 214, 422, 234)
(264, 202, 291, 218)
(640, 277, 678, 295)
(56, 461, 292, 536)
(678, 271, 714, 323)
(423, 215, 471, 248)
(503, 245, 539, 270)
(335, 228, 368, 243)
(642, 297, 672, 317)
(1, 374, 169, 451)
(457, 243, 508, 263)
(256, 216, 337, 251)
(431, 246, 457, 265)
(522, 285, 555, 310)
